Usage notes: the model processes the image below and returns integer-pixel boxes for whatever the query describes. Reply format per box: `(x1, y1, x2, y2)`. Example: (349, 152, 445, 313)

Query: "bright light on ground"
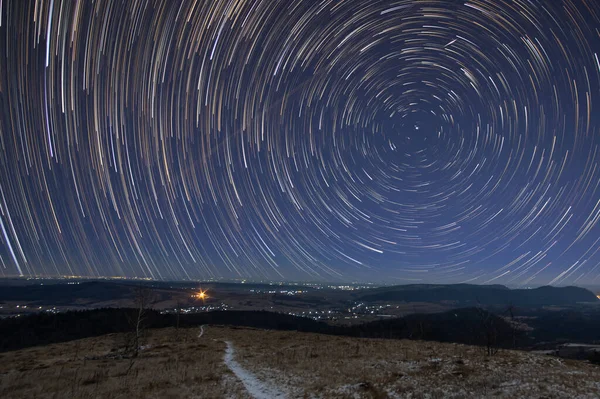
(195, 289, 208, 300)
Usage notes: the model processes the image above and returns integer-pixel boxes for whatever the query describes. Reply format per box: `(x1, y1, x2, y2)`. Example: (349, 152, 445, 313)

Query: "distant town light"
(194, 289, 208, 300)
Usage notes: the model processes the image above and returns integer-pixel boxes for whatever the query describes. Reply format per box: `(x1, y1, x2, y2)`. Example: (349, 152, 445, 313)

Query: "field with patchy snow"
(226, 327, 600, 398)
(1, 325, 599, 398)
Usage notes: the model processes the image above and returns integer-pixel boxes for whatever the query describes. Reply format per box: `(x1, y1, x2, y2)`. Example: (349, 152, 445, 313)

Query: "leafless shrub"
(475, 304, 499, 356)
(123, 285, 155, 367)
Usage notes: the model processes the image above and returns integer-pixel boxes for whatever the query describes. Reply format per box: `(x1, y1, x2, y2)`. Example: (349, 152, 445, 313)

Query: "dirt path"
(223, 340, 287, 399)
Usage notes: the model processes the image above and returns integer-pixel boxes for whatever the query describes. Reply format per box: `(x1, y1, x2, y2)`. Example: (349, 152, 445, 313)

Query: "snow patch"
(223, 341, 287, 399)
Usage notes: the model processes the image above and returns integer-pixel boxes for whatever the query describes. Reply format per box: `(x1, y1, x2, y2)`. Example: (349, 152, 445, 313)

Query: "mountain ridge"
(355, 284, 598, 306)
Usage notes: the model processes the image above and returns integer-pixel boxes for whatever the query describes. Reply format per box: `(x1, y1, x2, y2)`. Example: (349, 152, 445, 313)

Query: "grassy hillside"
(1, 326, 599, 398)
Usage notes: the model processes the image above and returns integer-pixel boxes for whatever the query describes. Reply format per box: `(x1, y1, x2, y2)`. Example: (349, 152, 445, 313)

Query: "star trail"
(1, 0, 600, 285)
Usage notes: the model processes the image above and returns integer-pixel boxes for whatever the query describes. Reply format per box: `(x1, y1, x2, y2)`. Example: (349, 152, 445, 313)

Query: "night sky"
(0, 0, 600, 285)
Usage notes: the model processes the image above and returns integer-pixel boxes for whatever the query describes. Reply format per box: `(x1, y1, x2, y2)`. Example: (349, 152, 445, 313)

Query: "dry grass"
(0, 327, 246, 399)
(1, 326, 600, 398)
(225, 327, 600, 398)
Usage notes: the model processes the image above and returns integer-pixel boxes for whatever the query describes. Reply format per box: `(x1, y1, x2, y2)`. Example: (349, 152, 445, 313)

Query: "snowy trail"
(223, 340, 287, 399)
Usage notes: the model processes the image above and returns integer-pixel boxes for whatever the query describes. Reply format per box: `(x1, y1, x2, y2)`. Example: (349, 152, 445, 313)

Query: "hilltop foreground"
(1, 326, 599, 399)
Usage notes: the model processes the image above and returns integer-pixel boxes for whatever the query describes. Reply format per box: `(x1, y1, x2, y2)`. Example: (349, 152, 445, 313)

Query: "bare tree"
(475, 304, 499, 356)
(505, 302, 517, 348)
(410, 304, 425, 340)
(173, 299, 182, 340)
(506, 302, 515, 320)
(125, 285, 154, 359)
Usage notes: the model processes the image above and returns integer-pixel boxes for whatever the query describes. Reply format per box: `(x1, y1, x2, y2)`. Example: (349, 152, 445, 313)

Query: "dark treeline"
(0, 309, 329, 352)
(0, 308, 169, 351)
(2, 306, 599, 353)
(337, 308, 524, 348)
(0, 307, 522, 352)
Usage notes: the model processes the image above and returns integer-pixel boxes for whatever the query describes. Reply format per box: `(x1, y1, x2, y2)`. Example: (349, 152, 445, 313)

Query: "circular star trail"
(1, 0, 600, 284)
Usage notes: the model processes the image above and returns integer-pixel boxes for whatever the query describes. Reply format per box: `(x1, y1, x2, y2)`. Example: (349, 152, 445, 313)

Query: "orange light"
(195, 289, 208, 300)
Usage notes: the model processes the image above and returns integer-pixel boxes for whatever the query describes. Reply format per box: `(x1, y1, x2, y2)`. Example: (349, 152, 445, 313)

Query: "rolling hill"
(355, 284, 599, 306)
